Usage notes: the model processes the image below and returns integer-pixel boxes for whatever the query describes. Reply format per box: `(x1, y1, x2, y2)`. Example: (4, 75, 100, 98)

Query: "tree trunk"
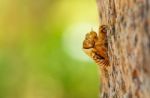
(96, 0, 150, 98)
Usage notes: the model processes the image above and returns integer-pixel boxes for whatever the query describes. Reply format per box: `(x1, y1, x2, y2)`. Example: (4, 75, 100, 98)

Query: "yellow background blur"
(0, 0, 100, 98)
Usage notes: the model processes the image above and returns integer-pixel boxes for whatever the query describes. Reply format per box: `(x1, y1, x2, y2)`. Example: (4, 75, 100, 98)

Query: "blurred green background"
(0, 0, 100, 98)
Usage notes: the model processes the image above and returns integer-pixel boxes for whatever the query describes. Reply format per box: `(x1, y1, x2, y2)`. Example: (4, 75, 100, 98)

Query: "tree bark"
(96, 0, 150, 98)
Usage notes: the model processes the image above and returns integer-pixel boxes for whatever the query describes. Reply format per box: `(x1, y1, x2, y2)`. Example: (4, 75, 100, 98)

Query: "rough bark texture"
(97, 0, 150, 98)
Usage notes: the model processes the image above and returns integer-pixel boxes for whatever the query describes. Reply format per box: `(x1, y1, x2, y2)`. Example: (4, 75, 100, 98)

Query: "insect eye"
(100, 25, 108, 33)
(102, 28, 107, 33)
